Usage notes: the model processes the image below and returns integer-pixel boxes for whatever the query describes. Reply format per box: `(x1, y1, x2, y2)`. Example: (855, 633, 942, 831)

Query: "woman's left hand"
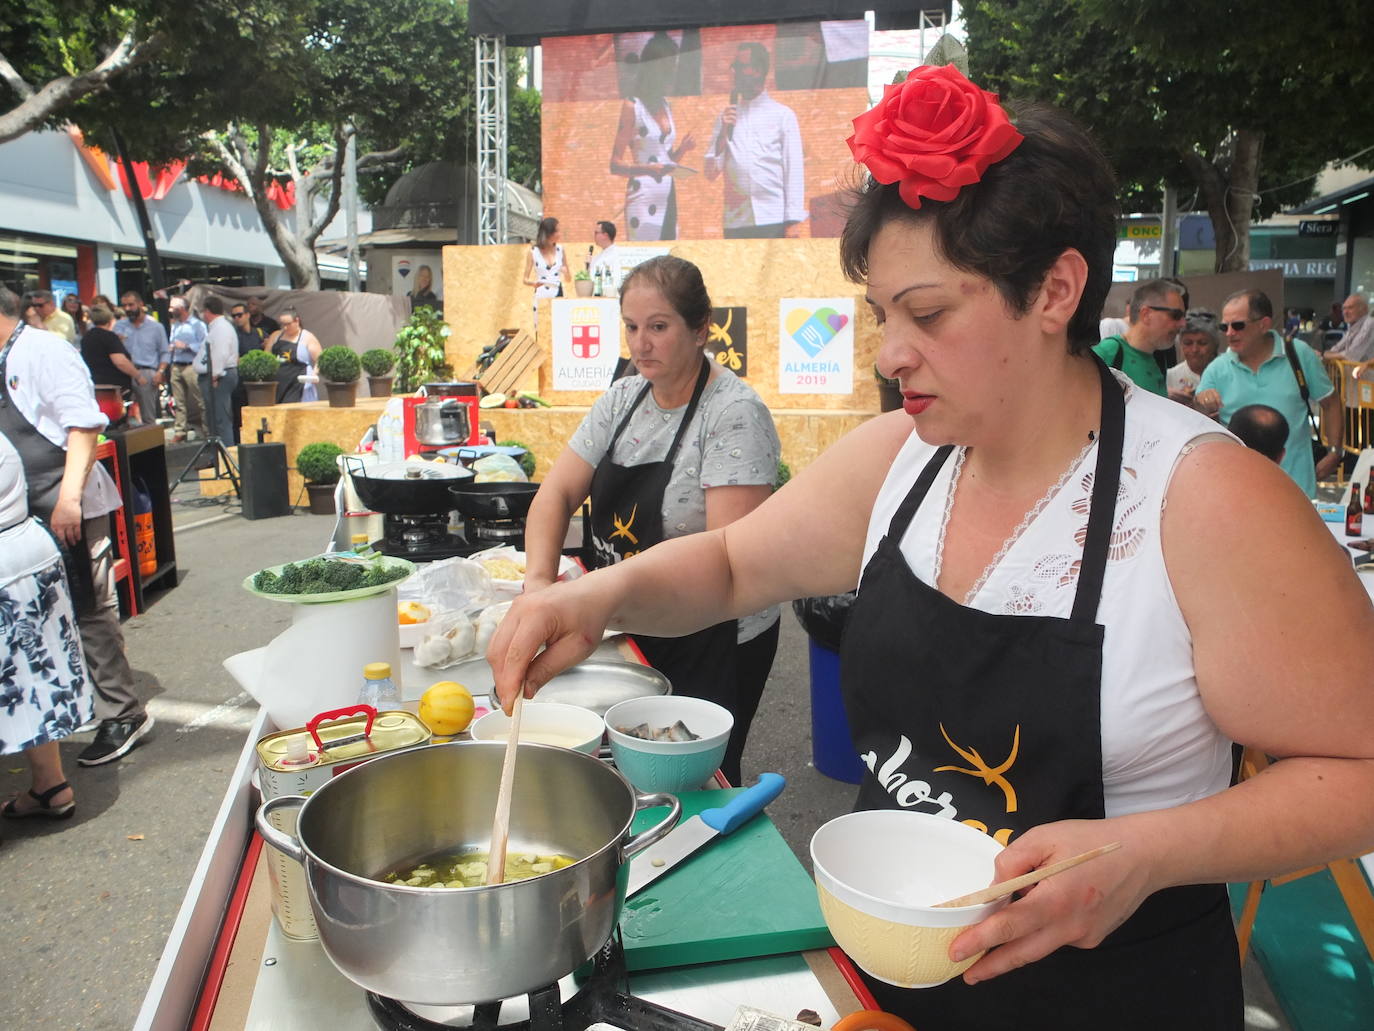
(949, 817, 1160, 984)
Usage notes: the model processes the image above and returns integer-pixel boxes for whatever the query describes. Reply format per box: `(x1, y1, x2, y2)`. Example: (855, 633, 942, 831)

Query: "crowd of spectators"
(1095, 279, 1370, 498)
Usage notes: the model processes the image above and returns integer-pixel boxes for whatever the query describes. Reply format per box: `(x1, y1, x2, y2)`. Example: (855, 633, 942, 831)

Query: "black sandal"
(2, 781, 76, 820)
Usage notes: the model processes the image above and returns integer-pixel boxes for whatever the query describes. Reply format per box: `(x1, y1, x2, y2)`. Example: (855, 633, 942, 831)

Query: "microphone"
(726, 90, 739, 141)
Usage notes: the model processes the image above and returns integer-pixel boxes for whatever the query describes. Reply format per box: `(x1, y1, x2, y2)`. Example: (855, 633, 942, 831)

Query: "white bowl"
(468, 701, 604, 754)
(810, 810, 1010, 988)
(398, 621, 430, 649)
(603, 696, 732, 793)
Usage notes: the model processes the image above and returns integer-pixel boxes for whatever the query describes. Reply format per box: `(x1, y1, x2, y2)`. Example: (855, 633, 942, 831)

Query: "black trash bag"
(792, 591, 856, 652)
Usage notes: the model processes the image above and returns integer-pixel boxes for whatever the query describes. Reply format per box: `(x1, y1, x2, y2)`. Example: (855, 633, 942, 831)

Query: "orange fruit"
(398, 601, 432, 625)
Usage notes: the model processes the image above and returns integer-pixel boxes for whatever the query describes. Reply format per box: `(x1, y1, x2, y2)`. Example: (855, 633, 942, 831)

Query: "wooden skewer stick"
(486, 691, 526, 886)
(934, 842, 1122, 909)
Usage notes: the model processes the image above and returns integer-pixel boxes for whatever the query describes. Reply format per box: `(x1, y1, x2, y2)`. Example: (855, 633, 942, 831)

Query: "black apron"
(587, 359, 737, 712)
(272, 333, 307, 403)
(0, 322, 96, 613)
(840, 357, 1241, 1029)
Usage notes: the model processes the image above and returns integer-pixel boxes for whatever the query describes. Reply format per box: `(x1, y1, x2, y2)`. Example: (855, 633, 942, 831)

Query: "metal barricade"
(1325, 357, 1374, 465)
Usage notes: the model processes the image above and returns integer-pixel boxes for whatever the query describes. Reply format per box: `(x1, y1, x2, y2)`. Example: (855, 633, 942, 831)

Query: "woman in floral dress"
(0, 433, 92, 825)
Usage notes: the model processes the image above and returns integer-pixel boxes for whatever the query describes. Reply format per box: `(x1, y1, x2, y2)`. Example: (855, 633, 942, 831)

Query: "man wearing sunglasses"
(1091, 278, 1186, 396)
(1196, 288, 1341, 497)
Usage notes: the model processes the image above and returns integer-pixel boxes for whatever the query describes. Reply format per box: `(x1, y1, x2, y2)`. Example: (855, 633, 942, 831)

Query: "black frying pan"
(449, 481, 540, 521)
(342, 457, 468, 515)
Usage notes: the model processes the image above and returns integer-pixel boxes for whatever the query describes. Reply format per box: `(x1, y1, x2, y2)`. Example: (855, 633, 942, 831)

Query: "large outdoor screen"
(540, 21, 869, 242)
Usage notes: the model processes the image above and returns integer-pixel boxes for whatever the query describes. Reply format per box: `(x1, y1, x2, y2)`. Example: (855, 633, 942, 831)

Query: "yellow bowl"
(810, 810, 1010, 988)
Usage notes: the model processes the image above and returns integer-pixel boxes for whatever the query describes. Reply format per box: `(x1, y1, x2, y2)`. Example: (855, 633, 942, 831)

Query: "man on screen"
(705, 42, 806, 239)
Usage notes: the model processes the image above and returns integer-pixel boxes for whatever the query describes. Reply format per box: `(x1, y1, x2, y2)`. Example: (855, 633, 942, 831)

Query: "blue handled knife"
(625, 773, 785, 897)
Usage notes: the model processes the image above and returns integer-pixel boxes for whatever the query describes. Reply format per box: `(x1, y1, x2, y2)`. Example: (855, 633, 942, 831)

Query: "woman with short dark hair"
(489, 66, 1374, 1028)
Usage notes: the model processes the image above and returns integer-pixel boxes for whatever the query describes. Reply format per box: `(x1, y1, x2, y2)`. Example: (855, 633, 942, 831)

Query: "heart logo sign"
(786, 307, 848, 358)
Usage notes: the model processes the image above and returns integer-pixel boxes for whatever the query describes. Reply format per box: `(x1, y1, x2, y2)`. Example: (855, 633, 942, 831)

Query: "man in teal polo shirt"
(1091, 278, 1186, 395)
(1196, 288, 1342, 497)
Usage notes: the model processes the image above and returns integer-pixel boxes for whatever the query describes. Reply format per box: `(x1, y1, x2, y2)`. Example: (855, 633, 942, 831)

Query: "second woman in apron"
(522, 255, 781, 785)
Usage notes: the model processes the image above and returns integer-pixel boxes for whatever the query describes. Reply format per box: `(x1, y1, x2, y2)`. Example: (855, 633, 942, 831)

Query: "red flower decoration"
(847, 64, 1024, 209)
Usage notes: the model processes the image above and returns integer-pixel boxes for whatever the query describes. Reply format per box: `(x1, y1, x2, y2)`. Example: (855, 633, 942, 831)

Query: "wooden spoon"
(486, 691, 526, 885)
(934, 841, 1122, 908)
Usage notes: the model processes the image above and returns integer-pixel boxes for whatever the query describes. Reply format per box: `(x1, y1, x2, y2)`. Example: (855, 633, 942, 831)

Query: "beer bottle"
(1348, 482, 1364, 537)
(1364, 477, 1373, 515)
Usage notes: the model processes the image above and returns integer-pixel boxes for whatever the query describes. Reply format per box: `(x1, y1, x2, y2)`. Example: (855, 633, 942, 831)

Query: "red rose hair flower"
(847, 64, 1024, 210)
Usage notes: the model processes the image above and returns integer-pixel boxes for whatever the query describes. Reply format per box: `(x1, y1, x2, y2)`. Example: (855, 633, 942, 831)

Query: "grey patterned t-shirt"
(570, 366, 781, 642)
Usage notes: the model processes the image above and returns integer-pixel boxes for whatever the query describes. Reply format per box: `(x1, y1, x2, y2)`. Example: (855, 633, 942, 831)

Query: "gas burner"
(365, 937, 721, 1031)
(374, 513, 478, 562)
(465, 516, 527, 547)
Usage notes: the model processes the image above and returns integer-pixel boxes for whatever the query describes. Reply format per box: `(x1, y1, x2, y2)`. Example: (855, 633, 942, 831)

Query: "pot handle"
(255, 795, 308, 864)
(622, 792, 683, 859)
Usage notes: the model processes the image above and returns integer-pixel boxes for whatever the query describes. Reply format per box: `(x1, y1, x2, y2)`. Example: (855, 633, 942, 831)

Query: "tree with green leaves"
(2, 0, 540, 288)
(965, 0, 1374, 271)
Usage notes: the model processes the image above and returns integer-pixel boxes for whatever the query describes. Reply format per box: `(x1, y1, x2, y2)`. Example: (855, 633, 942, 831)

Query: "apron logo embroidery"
(934, 722, 1020, 813)
(862, 735, 958, 817)
(609, 504, 640, 546)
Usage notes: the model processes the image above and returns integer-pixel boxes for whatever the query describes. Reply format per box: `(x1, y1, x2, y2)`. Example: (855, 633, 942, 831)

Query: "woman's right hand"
(487, 578, 614, 712)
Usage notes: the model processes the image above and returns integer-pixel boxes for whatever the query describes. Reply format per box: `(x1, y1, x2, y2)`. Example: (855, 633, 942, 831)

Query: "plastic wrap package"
(413, 600, 514, 669)
(396, 554, 498, 613)
(472, 454, 528, 483)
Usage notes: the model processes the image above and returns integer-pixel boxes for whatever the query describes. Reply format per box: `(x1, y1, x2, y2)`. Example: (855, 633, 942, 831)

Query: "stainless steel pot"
(254, 741, 680, 1005)
(415, 398, 471, 445)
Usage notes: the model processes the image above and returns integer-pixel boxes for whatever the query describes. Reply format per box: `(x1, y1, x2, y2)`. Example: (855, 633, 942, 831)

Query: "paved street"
(0, 445, 1290, 1029)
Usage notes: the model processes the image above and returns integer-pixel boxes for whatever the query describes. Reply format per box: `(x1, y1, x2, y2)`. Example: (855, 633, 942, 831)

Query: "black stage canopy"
(469, 1, 952, 46)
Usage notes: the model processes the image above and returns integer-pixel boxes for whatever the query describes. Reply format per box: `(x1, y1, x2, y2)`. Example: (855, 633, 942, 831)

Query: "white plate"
(471, 547, 578, 589)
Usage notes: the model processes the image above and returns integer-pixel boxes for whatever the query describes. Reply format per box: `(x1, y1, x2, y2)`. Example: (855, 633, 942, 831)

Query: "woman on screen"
(610, 32, 695, 242)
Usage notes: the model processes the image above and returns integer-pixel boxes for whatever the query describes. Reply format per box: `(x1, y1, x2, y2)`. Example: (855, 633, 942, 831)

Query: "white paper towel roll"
(227, 588, 402, 730)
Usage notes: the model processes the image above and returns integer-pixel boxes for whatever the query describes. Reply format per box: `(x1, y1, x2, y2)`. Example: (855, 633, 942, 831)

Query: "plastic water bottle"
(359, 662, 401, 710)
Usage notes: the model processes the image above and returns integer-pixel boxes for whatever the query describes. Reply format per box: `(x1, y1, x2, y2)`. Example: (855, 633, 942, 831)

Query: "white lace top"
(861, 374, 1236, 818)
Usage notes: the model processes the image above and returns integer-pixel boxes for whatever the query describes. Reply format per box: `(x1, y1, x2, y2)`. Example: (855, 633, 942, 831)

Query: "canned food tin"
(256, 705, 432, 939)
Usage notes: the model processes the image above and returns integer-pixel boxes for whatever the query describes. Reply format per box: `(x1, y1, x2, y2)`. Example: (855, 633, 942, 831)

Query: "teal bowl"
(604, 696, 733, 793)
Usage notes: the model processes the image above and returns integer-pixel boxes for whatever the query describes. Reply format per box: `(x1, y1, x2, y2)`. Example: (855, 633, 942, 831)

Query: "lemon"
(419, 681, 475, 736)
(398, 601, 432, 625)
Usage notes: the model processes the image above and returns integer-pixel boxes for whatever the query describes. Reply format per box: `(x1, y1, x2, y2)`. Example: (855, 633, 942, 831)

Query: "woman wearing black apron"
(490, 72, 1374, 1028)
(263, 309, 320, 403)
(522, 256, 782, 785)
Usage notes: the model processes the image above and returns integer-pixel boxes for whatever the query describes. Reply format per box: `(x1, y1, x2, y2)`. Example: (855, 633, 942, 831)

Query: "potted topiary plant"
(361, 348, 395, 398)
(296, 441, 344, 515)
(573, 268, 594, 297)
(317, 346, 362, 408)
(238, 348, 281, 407)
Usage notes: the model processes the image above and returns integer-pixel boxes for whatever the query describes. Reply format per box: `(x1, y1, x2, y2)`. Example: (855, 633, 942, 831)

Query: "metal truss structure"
(475, 34, 508, 245)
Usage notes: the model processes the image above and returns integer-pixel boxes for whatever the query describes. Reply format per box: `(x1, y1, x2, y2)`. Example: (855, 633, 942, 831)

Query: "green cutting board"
(620, 787, 835, 971)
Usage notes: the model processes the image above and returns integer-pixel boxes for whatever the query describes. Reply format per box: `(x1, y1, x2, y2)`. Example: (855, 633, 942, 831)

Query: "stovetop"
(365, 937, 720, 1031)
(241, 919, 842, 1030)
(373, 514, 525, 562)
